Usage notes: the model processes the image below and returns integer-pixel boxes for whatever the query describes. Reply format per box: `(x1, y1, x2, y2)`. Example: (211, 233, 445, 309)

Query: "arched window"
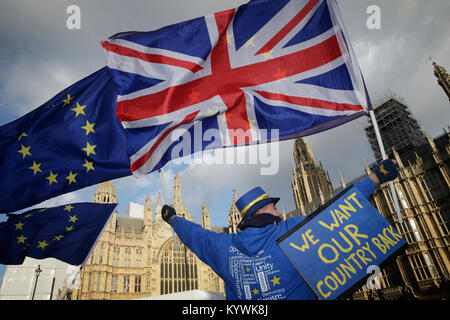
(159, 240, 198, 294)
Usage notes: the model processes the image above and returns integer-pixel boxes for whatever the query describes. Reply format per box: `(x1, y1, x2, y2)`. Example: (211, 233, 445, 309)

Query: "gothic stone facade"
(67, 175, 225, 299)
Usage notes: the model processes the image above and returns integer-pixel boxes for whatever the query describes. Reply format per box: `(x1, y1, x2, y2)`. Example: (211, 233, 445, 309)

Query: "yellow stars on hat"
(70, 102, 87, 118)
(83, 159, 95, 172)
(81, 120, 95, 136)
(37, 240, 49, 250)
(82, 141, 97, 157)
(29, 161, 42, 175)
(46, 171, 58, 185)
(65, 171, 78, 185)
(379, 164, 389, 176)
(17, 144, 32, 159)
(62, 93, 75, 106)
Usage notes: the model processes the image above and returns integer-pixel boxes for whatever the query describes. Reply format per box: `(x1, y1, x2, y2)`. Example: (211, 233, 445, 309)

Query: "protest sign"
(277, 185, 407, 300)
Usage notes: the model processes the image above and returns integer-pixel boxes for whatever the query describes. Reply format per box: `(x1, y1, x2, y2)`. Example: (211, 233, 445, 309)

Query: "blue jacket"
(172, 177, 376, 300)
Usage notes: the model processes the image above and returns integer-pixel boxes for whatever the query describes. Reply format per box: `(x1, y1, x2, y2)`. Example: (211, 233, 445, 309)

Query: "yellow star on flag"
(17, 144, 32, 159)
(53, 234, 64, 241)
(82, 141, 97, 157)
(81, 120, 96, 136)
(83, 159, 95, 172)
(15, 221, 24, 230)
(65, 171, 78, 185)
(69, 215, 78, 223)
(17, 235, 27, 244)
(62, 93, 74, 106)
(70, 102, 87, 118)
(270, 275, 281, 286)
(18, 132, 28, 140)
(29, 161, 43, 175)
(252, 288, 260, 295)
(46, 171, 58, 185)
(65, 225, 74, 232)
(37, 240, 49, 250)
(64, 204, 74, 212)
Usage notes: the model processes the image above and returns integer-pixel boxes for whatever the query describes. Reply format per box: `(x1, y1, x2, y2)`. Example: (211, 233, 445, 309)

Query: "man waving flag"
(102, 0, 371, 177)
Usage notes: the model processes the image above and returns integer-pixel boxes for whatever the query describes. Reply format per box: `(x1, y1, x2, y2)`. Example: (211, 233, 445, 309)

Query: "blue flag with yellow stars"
(0, 202, 117, 265)
(0, 67, 131, 212)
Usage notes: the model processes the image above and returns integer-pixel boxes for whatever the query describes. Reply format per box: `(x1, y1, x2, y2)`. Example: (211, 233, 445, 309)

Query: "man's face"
(256, 203, 281, 217)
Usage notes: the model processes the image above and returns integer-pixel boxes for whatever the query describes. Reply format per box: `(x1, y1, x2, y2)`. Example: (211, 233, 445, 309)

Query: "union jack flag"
(102, 0, 371, 177)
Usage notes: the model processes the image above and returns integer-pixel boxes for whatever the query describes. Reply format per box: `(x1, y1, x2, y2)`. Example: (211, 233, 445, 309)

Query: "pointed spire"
(144, 194, 153, 223)
(424, 131, 438, 152)
(339, 171, 346, 188)
(228, 188, 240, 234)
(363, 158, 371, 175)
(155, 192, 162, 219)
(173, 173, 182, 203)
(201, 202, 211, 229)
(431, 59, 450, 101)
(392, 148, 404, 168)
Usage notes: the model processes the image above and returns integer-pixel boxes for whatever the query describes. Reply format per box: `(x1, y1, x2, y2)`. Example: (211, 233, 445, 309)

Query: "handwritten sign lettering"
(277, 185, 407, 300)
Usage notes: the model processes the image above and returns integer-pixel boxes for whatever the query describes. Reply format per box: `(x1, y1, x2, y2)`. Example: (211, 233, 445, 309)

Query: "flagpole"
(369, 110, 403, 224)
(158, 169, 179, 250)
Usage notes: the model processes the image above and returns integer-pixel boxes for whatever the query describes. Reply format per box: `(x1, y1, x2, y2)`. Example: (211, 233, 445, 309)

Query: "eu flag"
(0, 68, 131, 212)
(0, 202, 117, 265)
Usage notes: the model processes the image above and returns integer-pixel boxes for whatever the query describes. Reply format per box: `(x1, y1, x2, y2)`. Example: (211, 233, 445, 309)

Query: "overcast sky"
(0, 0, 449, 251)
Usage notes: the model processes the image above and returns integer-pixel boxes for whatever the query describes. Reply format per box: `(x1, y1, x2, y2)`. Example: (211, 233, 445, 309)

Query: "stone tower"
(201, 202, 211, 230)
(291, 138, 333, 215)
(228, 188, 241, 234)
(94, 181, 117, 204)
(432, 60, 450, 101)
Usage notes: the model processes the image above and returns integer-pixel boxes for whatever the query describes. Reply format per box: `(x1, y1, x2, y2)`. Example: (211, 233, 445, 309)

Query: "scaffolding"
(364, 91, 426, 161)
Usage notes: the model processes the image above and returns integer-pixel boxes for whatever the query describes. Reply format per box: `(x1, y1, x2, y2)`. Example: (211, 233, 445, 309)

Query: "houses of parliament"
(60, 175, 228, 299)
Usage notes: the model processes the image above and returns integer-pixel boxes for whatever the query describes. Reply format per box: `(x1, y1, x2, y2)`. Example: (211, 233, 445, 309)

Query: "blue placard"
(277, 185, 407, 300)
